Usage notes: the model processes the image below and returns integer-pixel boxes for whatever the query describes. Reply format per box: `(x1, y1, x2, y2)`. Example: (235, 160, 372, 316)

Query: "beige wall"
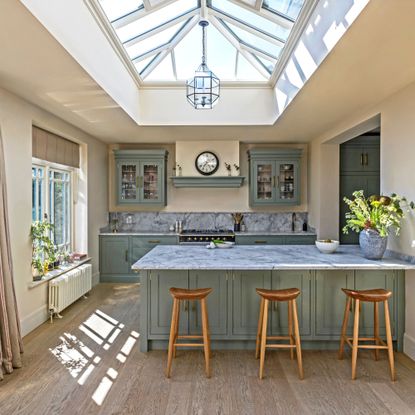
(0, 87, 108, 336)
(109, 142, 308, 213)
(308, 80, 415, 359)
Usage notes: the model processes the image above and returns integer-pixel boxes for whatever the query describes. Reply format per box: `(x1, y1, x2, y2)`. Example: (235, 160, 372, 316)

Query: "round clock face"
(195, 151, 219, 176)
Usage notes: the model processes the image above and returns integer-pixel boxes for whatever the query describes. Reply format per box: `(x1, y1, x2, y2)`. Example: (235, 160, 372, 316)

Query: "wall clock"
(195, 151, 219, 176)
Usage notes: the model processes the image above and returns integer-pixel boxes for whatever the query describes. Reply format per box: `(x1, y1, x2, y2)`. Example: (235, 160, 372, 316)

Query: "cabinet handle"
(364, 153, 368, 166)
(255, 240, 267, 244)
(360, 153, 364, 166)
(136, 176, 139, 188)
(272, 176, 275, 187)
(148, 240, 160, 244)
(125, 250, 128, 262)
(276, 176, 280, 188)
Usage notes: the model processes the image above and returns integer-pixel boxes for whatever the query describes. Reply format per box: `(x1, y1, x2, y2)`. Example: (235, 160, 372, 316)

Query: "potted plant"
(343, 190, 415, 259)
(30, 220, 55, 277)
(31, 257, 44, 281)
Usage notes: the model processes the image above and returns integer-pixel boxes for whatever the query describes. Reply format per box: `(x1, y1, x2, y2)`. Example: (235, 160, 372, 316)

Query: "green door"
(251, 160, 276, 205)
(315, 270, 354, 339)
(139, 160, 164, 205)
(354, 270, 396, 338)
(189, 271, 228, 336)
(100, 236, 130, 275)
(231, 270, 271, 337)
(149, 270, 189, 336)
(275, 161, 300, 204)
(271, 271, 312, 337)
(116, 161, 139, 204)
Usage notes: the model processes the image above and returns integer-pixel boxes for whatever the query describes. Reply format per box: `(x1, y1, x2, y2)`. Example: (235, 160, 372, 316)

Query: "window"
(32, 163, 73, 252)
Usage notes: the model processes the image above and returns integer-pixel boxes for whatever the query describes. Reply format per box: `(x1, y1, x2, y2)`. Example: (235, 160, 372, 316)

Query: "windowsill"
(28, 258, 91, 289)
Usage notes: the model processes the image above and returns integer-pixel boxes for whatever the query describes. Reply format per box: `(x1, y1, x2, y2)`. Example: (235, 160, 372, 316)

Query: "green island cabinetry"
(114, 149, 168, 206)
(140, 268, 404, 352)
(99, 234, 177, 282)
(248, 149, 302, 206)
(236, 234, 316, 245)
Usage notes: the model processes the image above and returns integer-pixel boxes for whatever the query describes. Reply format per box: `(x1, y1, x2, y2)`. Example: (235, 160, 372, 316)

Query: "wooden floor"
(1, 284, 415, 415)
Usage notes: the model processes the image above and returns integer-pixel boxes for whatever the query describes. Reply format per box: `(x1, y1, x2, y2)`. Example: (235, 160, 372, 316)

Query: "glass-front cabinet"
(249, 149, 301, 206)
(114, 150, 167, 206)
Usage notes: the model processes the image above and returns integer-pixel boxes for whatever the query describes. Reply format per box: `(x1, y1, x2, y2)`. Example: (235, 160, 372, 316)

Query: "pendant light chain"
(202, 23, 206, 65)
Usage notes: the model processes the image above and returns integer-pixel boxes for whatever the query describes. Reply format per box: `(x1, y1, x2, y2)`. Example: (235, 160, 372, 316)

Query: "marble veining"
(132, 245, 415, 271)
(106, 211, 310, 233)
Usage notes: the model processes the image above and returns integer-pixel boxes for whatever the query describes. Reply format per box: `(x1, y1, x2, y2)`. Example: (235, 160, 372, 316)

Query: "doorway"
(339, 131, 380, 244)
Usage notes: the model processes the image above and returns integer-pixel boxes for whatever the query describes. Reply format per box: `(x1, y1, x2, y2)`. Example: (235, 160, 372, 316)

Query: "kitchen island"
(132, 245, 414, 352)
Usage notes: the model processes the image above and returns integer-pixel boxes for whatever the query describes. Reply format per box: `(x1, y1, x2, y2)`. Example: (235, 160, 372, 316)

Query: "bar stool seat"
(169, 287, 212, 300)
(256, 287, 300, 301)
(166, 287, 212, 378)
(255, 287, 304, 380)
(339, 288, 395, 381)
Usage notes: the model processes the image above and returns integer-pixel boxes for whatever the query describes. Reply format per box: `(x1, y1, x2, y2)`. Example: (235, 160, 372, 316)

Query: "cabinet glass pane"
(256, 163, 273, 200)
(121, 164, 137, 200)
(278, 163, 295, 200)
(143, 164, 159, 200)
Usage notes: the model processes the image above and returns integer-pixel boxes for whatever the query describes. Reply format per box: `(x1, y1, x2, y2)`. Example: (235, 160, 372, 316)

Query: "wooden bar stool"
(338, 288, 395, 381)
(166, 287, 212, 378)
(255, 288, 304, 380)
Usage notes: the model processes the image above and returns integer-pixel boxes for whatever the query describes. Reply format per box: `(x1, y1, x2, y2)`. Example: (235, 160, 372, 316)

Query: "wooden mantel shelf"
(170, 176, 245, 188)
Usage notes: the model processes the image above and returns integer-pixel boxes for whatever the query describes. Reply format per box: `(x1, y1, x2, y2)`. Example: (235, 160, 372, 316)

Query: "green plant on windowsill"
(30, 220, 56, 279)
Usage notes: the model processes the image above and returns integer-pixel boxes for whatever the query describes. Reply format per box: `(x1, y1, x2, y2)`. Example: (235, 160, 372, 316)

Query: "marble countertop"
(100, 231, 178, 236)
(131, 245, 415, 271)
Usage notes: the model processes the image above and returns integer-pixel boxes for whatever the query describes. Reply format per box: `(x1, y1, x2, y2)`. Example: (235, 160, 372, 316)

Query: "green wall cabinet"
(99, 234, 178, 282)
(114, 150, 168, 206)
(248, 149, 302, 206)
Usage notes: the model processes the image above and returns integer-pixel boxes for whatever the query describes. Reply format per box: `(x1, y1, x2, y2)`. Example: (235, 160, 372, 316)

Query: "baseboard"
(404, 333, 415, 361)
(92, 271, 100, 286)
(20, 305, 48, 337)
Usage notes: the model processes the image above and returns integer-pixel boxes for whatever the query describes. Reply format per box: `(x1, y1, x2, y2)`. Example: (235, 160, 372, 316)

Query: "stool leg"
(173, 303, 181, 359)
(351, 299, 360, 380)
(288, 299, 294, 360)
(384, 300, 395, 381)
(374, 302, 379, 361)
(166, 298, 179, 378)
(338, 296, 351, 360)
(259, 299, 269, 380)
(255, 298, 265, 359)
(292, 299, 304, 380)
(201, 298, 211, 378)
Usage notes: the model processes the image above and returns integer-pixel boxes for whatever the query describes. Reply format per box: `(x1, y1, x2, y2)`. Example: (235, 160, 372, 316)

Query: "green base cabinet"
(235, 234, 316, 245)
(140, 269, 405, 353)
(99, 234, 178, 282)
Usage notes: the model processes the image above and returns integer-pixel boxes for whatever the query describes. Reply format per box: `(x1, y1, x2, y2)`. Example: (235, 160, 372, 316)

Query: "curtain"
(0, 127, 23, 380)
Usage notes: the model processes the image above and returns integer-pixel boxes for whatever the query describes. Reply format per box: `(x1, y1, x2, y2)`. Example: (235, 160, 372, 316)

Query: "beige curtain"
(0, 127, 23, 380)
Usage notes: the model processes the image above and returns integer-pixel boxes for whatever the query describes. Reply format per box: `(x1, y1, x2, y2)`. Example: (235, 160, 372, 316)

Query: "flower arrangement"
(343, 190, 415, 237)
(225, 162, 231, 176)
(233, 164, 240, 175)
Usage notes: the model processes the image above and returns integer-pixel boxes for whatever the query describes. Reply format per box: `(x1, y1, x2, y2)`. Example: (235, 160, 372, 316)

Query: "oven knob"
(205, 237, 209, 241)
(193, 237, 197, 241)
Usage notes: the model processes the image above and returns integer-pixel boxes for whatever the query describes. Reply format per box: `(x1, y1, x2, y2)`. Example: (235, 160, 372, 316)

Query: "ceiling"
(96, 0, 305, 83)
(1, 0, 415, 143)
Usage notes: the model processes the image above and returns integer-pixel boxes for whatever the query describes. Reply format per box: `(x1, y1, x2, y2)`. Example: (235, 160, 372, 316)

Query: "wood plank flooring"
(1, 283, 415, 415)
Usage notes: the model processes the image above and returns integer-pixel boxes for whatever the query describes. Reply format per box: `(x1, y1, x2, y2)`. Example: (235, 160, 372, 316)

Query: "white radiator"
(48, 264, 92, 321)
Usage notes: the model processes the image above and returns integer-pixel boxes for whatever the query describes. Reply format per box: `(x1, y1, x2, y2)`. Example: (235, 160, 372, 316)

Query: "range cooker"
(179, 229, 235, 244)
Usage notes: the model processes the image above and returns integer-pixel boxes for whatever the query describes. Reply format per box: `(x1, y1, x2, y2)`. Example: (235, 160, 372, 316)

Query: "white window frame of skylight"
(89, 0, 318, 87)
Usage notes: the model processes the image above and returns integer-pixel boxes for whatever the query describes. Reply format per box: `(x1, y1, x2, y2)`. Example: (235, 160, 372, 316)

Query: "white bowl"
(315, 239, 339, 254)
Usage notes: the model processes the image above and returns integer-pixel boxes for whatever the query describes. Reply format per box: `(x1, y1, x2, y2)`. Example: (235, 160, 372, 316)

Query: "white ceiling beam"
(112, 0, 184, 29)
(201, 0, 208, 19)
(240, 42, 277, 62)
(224, 0, 293, 30)
(138, 16, 199, 75)
(208, 8, 285, 47)
(234, 51, 239, 78)
(132, 43, 170, 63)
(255, 0, 264, 11)
(142, 0, 152, 11)
(123, 9, 199, 47)
(210, 16, 270, 79)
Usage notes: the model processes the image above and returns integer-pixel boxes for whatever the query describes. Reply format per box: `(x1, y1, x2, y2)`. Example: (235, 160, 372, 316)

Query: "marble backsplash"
(105, 212, 311, 233)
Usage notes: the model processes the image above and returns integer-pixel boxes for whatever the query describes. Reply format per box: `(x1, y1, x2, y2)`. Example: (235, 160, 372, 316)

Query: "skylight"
(97, 0, 306, 83)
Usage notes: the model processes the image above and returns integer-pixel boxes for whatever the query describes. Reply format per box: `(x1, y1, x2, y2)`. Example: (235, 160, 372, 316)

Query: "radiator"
(48, 264, 92, 322)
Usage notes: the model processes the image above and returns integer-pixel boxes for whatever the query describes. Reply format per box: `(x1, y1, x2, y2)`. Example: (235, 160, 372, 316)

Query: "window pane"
(32, 166, 44, 222)
(145, 53, 175, 81)
(211, 0, 289, 40)
(263, 0, 304, 20)
(99, 0, 144, 22)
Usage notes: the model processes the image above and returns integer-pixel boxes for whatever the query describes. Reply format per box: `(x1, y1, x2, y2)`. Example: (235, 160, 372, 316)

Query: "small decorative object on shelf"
(176, 163, 182, 176)
(343, 190, 415, 259)
(233, 164, 240, 176)
(110, 213, 119, 233)
(232, 212, 244, 232)
(73, 253, 88, 261)
(225, 162, 232, 176)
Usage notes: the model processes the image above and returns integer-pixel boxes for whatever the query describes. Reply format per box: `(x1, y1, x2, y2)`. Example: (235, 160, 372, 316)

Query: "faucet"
(292, 212, 296, 232)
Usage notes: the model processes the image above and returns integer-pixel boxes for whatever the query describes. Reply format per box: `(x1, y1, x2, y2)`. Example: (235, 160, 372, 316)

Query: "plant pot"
(359, 229, 388, 260)
(234, 223, 241, 232)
